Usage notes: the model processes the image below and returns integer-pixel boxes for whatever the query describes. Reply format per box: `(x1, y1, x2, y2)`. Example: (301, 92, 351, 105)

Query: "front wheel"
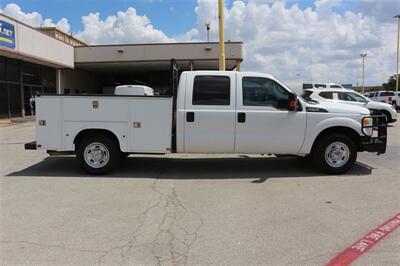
(311, 134, 357, 174)
(76, 134, 121, 175)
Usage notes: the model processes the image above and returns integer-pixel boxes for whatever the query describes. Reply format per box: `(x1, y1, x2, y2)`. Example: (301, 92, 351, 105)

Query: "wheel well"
(381, 109, 391, 118)
(73, 129, 120, 150)
(312, 126, 361, 151)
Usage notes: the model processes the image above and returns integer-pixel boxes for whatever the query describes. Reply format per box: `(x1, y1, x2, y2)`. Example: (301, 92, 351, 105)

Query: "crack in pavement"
(1, 239, 108, 255)
(2, 169, 204, 266)
(97, 174, 204, 266)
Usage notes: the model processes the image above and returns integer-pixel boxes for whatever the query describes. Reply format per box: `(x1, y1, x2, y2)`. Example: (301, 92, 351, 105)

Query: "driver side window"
(242, 77, 289, 109)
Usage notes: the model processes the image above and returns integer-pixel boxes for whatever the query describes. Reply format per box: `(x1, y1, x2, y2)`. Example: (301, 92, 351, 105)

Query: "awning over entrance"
(74, 42, 243, 72)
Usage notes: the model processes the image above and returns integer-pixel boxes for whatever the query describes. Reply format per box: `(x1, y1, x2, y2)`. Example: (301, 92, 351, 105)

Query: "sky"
(0, 0, 399, 86)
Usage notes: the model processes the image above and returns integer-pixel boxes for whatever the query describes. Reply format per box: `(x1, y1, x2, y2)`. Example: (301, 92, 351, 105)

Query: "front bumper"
(360, 115, 387, 154)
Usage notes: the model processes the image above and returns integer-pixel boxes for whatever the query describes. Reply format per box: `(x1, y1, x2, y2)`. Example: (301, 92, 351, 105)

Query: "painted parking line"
(0, 141, 27, 145)
(326, 212, 400, 266)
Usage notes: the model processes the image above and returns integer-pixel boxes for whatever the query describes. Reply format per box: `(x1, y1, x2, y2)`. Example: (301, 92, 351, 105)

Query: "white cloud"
(187, 0, 397, 85)
(1, 3, 43, 27)
(0, 3, 71, 33)
(41, 17, 71, 33)
(75, 7, 174, 44)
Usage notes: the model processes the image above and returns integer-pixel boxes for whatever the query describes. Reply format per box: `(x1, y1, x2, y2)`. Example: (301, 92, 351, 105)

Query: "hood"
(304, 99, 370, 115)
(367, 100, 395, 110)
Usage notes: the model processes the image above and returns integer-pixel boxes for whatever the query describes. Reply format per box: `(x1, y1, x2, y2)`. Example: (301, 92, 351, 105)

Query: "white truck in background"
(25, 71, 387, 175)
(368, 91, 400, 110)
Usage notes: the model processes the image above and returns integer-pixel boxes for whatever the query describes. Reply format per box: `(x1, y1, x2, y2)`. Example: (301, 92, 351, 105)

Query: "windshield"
(300, 90, 313, 100)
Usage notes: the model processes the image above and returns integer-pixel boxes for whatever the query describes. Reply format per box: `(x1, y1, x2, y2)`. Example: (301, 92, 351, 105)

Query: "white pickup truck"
(25, 71, 387, 175)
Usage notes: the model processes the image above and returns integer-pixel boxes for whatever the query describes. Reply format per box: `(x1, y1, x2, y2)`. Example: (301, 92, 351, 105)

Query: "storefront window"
(21, 62, 41, 85)
(0, 82, 9, 118)
(0, 57, 6, 82)
(6, 58, 19, 82)
(8, 83, 22, 117)
(0, 56, 56, 117)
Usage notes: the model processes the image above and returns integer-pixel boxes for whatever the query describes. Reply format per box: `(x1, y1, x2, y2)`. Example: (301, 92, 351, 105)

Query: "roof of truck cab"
(182, 70, 275, 79)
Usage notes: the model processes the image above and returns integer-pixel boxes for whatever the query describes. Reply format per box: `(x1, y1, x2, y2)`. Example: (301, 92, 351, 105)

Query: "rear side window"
(319, 91, 333, 99)
(330, 85, 342, 88)
(380, 91, 395, 96)
(303, 83, 313, 89)
(314, 84, 327, 88)
(192, 76, 230, 105)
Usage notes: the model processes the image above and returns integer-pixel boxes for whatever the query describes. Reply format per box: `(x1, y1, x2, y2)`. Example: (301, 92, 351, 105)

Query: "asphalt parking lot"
(1, 121, 399, 265)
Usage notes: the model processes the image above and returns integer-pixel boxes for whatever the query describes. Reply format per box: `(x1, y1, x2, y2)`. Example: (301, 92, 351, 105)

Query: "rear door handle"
(238, 112, 246, 123)
(186, 112, 195, 122)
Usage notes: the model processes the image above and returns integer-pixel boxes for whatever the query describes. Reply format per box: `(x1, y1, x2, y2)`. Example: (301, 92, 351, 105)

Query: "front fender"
(299, 115, 363, 154)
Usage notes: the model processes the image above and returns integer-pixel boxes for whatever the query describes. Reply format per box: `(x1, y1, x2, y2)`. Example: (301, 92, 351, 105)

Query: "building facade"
(0, 13, 243, 118)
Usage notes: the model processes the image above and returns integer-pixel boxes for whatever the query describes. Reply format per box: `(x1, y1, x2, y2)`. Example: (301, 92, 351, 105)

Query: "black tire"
(311, 133, 357, 174)
(381, 110, 392, 123)
(76, 134, 121, 175)
(392, 101, 398, 111)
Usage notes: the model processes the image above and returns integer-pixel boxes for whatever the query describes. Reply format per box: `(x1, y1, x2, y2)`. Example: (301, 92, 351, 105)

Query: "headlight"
(362, 117, 373, 136)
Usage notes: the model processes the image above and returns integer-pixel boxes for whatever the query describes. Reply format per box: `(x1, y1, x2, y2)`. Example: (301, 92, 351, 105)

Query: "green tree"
(382, 75, 398, 91)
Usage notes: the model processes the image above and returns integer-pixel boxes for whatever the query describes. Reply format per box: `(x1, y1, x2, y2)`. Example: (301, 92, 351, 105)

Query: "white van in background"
(285, 81, 345, 95)
(102, 85, 155, 96)
(115, 85, 154, 96)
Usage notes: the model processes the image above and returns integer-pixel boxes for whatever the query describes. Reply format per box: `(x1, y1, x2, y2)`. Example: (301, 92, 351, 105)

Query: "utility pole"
(394, 15, 400, 93)
(218, 0, 225, 71)
(360, 53, 367, 94)
(205, 22, 211, 43)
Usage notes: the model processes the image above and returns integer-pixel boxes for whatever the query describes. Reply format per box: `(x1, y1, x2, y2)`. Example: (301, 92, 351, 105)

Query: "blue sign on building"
(0, 19, 16, 49)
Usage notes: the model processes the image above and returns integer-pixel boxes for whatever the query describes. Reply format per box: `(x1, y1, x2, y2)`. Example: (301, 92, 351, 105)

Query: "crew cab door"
(183, 72, 236, 153)
(234, 74, 307, 154)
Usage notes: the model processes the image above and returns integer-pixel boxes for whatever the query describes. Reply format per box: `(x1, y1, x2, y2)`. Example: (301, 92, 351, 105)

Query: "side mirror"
(288, 92, 297, 111)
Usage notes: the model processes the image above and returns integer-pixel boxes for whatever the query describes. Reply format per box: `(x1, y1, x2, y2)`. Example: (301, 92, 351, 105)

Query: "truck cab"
(176, 71, 305, 154)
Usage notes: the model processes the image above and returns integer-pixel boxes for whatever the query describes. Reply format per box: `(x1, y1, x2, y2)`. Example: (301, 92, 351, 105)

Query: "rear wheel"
(76, 134, 121, 175)
(311, 133, 357, 174)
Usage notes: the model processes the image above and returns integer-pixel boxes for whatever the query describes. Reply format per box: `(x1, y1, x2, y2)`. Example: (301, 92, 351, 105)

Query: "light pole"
(360, 53, 367, 94)
(218, 0, 225, 71)
(394, 15, 400, 93)
(205, 22, 211, 43)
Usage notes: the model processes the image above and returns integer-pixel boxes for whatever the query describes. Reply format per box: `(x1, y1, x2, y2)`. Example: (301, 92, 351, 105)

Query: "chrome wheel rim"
(84, 142, 110, 169)
(324, 142, 350, 168)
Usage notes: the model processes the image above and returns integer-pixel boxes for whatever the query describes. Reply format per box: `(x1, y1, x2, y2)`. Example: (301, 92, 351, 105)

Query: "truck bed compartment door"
(183, 73, 236, 153)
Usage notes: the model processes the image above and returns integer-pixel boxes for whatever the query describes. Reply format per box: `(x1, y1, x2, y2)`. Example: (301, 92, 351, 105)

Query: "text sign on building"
(0, 19, 16, 49)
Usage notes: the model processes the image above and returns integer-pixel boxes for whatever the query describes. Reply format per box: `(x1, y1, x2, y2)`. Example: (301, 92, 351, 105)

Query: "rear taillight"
(388, 96, 392, 103)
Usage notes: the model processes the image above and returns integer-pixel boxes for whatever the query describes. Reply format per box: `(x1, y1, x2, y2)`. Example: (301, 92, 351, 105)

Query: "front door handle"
(238, 112, 246, 123)
(186, 112, 195, 122)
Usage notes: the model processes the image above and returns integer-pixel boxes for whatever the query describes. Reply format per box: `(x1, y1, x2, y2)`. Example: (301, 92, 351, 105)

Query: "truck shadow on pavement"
(7, 156, 373, 181)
